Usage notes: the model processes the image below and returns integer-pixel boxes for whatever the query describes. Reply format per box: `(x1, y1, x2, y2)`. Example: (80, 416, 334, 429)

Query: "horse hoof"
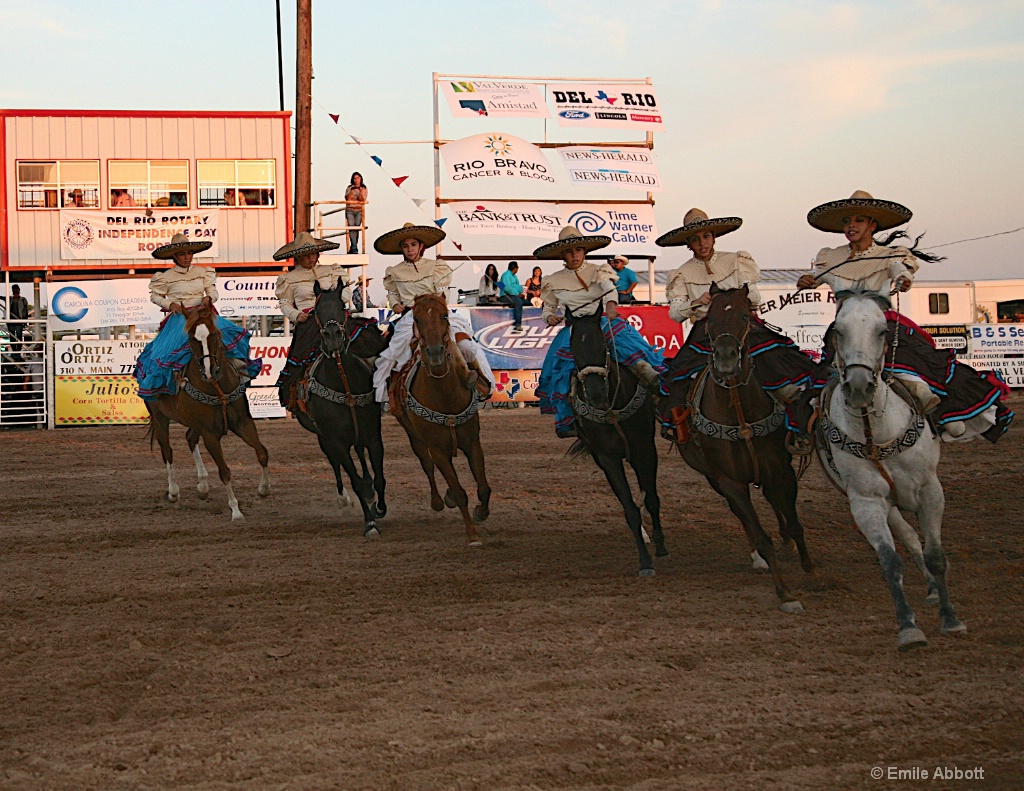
(231, 513, 245, 523)
(196, 488, 209, 501)
(443, 491, 457, 509)
(780, 600, 804, 614)
(167, 492, 179, 503)
(338, 493, 353, 509)
(374, 503, 388, 518)
(751, 551, 770, 572)
(364, 526, 380, 540)
(655, 546, 670, 558)
(472, 506, 489, 523)
(258, 486, 271, 498)
(925, 589, 940, 606)
(940, 621, 967, 636)
(897, 627, 928, 651)
(468, 540, 483, 548)
(638, 568, 656, 577)
(430, 497, 444, 512)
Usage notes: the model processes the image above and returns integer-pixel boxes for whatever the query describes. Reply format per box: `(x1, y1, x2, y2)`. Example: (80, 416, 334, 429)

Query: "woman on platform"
(535, 226, 664, 438)
(345, 172, 368, 254)
(525, 265, 544, 307)
(478, 263, 502, 305)
(134, 233, 260, 401)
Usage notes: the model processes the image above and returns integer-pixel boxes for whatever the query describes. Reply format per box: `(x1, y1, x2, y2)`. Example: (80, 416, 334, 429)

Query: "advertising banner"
(441, 133, 556, 184)
(490, 370, 541, 403)
(919, 324, 971, 355)
(59, 210, 220, 260)
(53, 340, 150, 425)
(441, 80, 549, 119)
(217, 276, 280, 317)
(247, 387, 287, 418)
(557, 147, 662, 192)
(49, 279, 164, 332)
(249, 336, 292, 386)
(963, 323, 1024, 387)
(450, 202, 658, 253)
(551, 84, 664, 130)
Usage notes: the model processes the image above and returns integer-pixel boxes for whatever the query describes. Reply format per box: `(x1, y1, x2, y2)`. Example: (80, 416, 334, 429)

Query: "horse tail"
(565, 439, 592, 461)
(145, 415, 157, 450)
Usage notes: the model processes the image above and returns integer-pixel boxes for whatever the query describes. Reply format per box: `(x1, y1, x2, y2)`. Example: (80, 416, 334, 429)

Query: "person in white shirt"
(371, 222, 493, 404)
(134, 233, 260, 400)
(798, 190, 1012, 443)
(535, 226, 664, 438)
(656, 208, 816, 443)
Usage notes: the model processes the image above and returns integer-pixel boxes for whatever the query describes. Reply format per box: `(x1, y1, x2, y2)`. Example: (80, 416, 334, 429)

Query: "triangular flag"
(412, 198, 426, 208)
(392, 176, 408, 187)
(350, 134, 363, 143)
(453, 241, 463, 251)
(434, 218, 447, 228)
(328, 113, 340, 124)
(371, 155, 383, 166)
(472, 264, 482, 274)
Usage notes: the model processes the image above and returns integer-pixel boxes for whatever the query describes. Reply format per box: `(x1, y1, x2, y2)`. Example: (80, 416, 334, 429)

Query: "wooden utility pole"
(294, 0, 312, 234)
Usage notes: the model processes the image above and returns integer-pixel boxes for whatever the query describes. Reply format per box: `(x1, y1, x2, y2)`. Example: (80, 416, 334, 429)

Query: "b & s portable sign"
(441, 81, 550, 119)
(551, 84, 664, 131)
(440, 133, 556, 184)
(59, 210, 220, 260)
(557, 147, 662, 192)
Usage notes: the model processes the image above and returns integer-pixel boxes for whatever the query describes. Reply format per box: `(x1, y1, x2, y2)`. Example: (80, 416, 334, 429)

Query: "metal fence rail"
(1, 319, 50, 429)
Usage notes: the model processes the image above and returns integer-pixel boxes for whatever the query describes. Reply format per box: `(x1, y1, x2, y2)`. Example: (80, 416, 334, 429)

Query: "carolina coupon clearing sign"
(48, 279, 164, 331)
(551, 84, 664, 130)
(441, 81, 549, 119)
(59, 210, 220, 259)
(557, 147, 662, 192)
(440, 133, 555, 183)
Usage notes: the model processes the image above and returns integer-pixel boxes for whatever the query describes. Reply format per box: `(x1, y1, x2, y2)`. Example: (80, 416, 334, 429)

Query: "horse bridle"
(315, 299, 352, 356)
(708, 310, 753, 389)
(413, 308, 453, 379)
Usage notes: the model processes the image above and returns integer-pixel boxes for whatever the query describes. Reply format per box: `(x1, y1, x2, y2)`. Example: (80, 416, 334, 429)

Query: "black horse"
(671, 285, 815, 611)
(568, 309, 668, 575)
(296, 281, 389, 536)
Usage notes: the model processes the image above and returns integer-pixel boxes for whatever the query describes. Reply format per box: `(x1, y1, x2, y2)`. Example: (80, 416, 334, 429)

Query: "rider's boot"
(457, 339, 493, 398)
(782, 385, 815, 455)
(902, 379, 941, 414)
(629, 360, 662, 390)
(943, 420, 966, 438)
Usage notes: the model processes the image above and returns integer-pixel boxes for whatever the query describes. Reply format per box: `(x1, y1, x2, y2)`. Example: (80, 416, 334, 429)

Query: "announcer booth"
(0, 109, 294, 428)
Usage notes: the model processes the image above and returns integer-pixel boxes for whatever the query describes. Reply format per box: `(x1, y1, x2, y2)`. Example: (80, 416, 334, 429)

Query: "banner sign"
(557, 147, 662, 192)
(247, 387, 287, 418)
(48, 279, 164, 331)
(217, 276, 280, 317)
(59, 210, 220, 260)
(450, 202, 658, 253)
(442, 81, 549, 119)
(54, 340, 150, 425)
(441, 133, 556, 184)
(757, 286, 836, 329)
(963, 323, 1024, 387)
(249, 336, 292, 386)
(551, 84, 664, 130)
(470, 306, 681, 370)
(919, 324, 971, 355)
(490, 370, 540, 402)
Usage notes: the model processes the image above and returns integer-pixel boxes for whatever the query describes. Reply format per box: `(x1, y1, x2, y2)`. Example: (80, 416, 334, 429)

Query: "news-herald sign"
(440, 133, 556, 184)
(552, 84, 664, 130)
(558, 147, 662, 192)
(441, 81, 549, 119)
(59, 210, 220, 260)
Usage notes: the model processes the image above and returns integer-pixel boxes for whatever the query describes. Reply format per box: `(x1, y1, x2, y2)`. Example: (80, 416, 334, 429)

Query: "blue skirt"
(134, 312, 261, 402)
(537, 317, 665, 432)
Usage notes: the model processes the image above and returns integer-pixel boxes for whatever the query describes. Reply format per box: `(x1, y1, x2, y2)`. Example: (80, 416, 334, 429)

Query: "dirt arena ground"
(1, 396, 1022, 790)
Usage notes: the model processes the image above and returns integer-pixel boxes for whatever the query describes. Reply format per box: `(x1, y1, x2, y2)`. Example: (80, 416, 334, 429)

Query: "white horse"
(817, 291, 966, 651)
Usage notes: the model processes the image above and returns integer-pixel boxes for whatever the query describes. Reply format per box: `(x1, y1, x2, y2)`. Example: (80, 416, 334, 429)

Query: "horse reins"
(708, 309, 760, 485)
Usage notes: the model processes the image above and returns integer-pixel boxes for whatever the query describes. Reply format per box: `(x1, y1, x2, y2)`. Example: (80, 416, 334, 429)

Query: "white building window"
(198, 160, 276, 207)
(108, 160, 189, 208)
(17, 160, 100, 209)
(928, 293, 950, 315)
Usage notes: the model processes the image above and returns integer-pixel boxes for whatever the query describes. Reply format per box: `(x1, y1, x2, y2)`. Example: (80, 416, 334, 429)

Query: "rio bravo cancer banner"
(440, 133, 555, 184)
(60, 209, 220, 260)
(442, 81, 549, 119)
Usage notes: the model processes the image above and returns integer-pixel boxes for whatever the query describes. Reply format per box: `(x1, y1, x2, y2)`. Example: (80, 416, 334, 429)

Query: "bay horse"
(391, 293, 491, 546)
(294, 281, 390, 537)
(146, 303, 269, 521)
(675, 285, 814, 611)
(817, 289, 964, 650)
(567, 308, 668, 575)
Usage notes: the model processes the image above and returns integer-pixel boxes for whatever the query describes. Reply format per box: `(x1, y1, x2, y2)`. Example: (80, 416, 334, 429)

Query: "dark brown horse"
(390, 293, 491, 545)
(674, 285, 814, 611)
(146, 303, 269, 520)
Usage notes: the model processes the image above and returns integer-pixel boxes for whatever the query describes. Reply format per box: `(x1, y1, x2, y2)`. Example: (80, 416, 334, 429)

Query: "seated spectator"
(499, 261, 526, 333)
(610, 254, 638, 303)
(111, 189, 136, 207)
(65, 188, 85, 207)
(478, 264, 502, 305)
(525, 265, 544, 307)
(168, 192, 187, 207)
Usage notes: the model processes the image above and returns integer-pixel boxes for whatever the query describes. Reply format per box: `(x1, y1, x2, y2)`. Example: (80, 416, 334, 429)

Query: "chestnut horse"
(391, 294, 491, 545)
(146, 304, 269, 520)
(675, 285, 814, 611)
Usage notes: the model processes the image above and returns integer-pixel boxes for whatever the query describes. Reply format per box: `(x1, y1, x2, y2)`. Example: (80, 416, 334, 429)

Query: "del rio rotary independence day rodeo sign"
(59, 210, 220, 259)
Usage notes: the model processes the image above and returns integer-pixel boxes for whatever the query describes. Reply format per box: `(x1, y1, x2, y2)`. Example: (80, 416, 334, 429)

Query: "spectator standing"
(345, 172, 368, 254)
(478, 263, 502, 305)
(499, 261, 526, 333)
(525, 265, 544, 307)
(352, 278, 376, 312)
(6, 284, 30, 355)
(610, 255, 639, 303)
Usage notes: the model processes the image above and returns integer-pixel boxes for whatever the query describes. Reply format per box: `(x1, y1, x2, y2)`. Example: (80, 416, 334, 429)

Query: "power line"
(925, 226, 1024, 250)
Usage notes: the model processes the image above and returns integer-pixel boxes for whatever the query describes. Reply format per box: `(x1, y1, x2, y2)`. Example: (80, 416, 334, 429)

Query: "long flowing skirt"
(538, 317, 666, 434)
(134, 312, 261, 402)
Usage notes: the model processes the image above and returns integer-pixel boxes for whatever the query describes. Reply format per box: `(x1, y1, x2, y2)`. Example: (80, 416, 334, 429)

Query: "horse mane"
(706, 285, 751, 330)
(835, 285, 891, 313)
(413, 292, 448, 311)
(183, 304, 216, 335)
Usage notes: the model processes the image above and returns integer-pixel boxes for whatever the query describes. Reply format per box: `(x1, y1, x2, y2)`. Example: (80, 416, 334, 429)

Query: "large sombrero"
(532, 226, 611, 260)
(655, 208, 742, 248)
(807, 190, 912, 233)
(152, 232, 213, 260)
(273, 231, 341, 261)
(373, 222, 446, 255)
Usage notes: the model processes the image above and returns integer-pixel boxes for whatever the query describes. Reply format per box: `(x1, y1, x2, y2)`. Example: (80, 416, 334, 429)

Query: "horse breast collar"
(306, 355, 375, 407)
(689, 369, 785, 442)
(179, 376, 246, 406)
(571, 379, 648, 424)
(404, 361, 479, 427)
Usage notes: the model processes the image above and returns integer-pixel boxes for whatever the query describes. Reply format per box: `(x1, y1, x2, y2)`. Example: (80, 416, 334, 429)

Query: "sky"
(1, 0, 1022, 298)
